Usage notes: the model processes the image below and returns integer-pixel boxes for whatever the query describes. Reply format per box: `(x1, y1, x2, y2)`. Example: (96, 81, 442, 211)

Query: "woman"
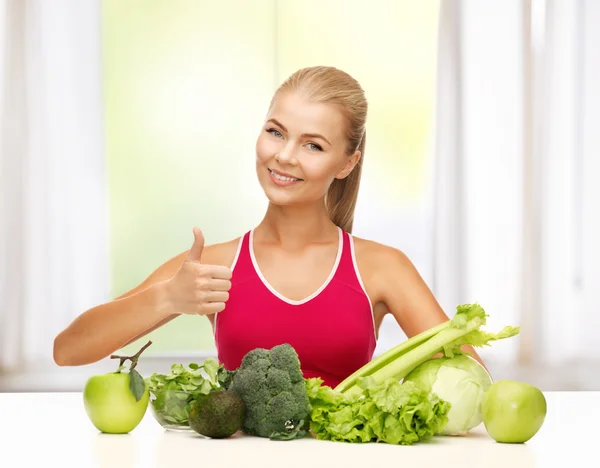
(53, 66, 482, 388)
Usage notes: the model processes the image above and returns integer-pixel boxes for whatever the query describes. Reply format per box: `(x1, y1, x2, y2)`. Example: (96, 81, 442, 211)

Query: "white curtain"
(432, 0, 600, 367)
(0, 0, 109, 373)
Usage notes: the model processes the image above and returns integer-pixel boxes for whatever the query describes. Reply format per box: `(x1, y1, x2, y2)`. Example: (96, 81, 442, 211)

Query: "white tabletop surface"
(0, 391, 594, 467)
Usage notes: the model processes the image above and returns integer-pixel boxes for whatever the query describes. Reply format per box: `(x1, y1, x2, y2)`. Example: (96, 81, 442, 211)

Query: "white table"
(1, 391, 594, 467)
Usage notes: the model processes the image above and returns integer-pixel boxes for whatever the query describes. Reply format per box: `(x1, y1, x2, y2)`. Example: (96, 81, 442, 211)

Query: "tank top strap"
(229, 231, 255, 288)
(331, 229, 369, 297)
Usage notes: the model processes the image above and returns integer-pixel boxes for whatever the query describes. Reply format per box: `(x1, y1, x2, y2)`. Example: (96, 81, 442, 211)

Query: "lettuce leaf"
(306, 377, 451, 445)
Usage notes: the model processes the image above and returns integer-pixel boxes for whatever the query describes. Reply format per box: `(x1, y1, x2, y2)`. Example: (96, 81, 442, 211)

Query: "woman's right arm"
(53, 227, 232, 366)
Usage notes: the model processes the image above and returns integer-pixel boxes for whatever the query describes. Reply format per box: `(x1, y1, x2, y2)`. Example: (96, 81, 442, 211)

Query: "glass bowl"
(148, 389, 203, 432)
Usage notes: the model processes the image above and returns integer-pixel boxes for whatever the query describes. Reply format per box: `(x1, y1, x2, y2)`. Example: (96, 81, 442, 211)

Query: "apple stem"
(110, 340, 153, 372)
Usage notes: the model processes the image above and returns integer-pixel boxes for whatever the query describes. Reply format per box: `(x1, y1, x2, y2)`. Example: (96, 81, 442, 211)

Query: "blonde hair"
(270, 66, 368, 233)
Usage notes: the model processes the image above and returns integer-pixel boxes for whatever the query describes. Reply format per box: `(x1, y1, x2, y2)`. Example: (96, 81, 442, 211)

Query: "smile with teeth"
(269, 169, 302, 182)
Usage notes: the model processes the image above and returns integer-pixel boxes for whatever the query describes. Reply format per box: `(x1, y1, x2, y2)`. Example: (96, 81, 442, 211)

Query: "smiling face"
(255, 91, 360, 207)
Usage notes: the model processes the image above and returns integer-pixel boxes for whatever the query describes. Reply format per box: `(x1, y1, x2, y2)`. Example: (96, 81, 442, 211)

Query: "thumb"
(186, 226, 205, 262)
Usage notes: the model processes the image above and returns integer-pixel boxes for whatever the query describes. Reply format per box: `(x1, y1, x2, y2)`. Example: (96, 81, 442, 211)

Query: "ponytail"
(326, 131, 366, 233)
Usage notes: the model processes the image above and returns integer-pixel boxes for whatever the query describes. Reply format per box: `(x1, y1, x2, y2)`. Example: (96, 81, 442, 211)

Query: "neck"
(255, 199, 339, 249)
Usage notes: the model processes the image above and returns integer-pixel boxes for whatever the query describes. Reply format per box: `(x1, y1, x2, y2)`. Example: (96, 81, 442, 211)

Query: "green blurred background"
(101, 0, 440, 355)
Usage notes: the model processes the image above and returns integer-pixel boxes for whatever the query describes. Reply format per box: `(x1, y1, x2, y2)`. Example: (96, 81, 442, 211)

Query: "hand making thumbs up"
(164, 227, 232, 316)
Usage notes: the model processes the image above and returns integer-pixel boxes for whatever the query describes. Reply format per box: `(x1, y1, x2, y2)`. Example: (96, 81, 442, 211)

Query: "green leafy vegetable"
(335, 303, 519, 397)
(306, 376, 451, 445)
(217, 366, 237, 390)
(228, 343, 311, 440)
(145, 358, 231, 426)
(267, 419, 308, 441)
(403, 355, 493, 434)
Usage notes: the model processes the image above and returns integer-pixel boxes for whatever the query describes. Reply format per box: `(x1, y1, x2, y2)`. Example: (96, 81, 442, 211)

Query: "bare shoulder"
(352, 236, 414, 274)
(351, 235, 421, 301)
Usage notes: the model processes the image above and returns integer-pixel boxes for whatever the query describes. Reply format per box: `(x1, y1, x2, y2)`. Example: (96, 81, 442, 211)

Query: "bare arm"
(53, 252, 187, 366)
(53, 227, 235, 367)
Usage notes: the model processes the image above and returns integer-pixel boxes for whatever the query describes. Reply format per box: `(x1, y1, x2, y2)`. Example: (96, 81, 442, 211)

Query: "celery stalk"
(335, 303, 520, 397)
(334, 320, 450, 393)
(335, 303, 485, 393)
(342, 319, 483, 397)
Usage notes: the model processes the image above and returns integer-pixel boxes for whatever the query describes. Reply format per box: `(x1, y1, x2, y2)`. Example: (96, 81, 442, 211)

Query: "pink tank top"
(214, 227, 377, 389)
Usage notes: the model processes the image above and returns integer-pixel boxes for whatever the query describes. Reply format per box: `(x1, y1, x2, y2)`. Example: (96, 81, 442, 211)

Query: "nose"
(275, 142, 297, 165)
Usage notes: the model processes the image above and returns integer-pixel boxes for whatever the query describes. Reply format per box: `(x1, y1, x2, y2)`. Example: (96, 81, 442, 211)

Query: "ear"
(335, 150, 361, 180)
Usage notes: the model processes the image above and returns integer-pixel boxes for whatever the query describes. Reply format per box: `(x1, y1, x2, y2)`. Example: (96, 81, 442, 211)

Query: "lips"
(268, 168, 303, 186)
(268, 168, 303, 181)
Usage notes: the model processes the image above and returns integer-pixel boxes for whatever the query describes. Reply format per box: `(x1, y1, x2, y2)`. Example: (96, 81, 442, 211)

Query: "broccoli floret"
(229, 343, 311, 440)
(290, 380, 311, 420)
(240, 348, 269, 368)
(233, 369, 268, 406)
(266, 367, 291, 396)
(270, 344, 304, 382)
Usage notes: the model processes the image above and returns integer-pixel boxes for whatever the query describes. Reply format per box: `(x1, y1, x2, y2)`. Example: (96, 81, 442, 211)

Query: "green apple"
(481, 379, 546, 443)
(83, 340, 153, 434)
(84, 371, 149, 433)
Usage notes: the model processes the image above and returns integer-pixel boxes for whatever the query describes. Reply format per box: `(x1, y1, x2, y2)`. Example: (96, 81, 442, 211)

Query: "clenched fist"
(164, 227, 232, 315)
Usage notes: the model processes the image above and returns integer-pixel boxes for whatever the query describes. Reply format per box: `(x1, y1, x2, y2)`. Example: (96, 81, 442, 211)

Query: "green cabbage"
(403, 355, 493, 435)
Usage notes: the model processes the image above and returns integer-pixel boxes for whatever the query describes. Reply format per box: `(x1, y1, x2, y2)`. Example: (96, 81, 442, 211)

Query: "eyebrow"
(266, 118, 331, 146)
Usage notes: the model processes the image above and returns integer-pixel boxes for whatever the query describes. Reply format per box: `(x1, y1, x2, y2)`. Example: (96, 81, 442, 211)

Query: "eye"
(307, 142, 323, 151)
(266, 128, 283, 138)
